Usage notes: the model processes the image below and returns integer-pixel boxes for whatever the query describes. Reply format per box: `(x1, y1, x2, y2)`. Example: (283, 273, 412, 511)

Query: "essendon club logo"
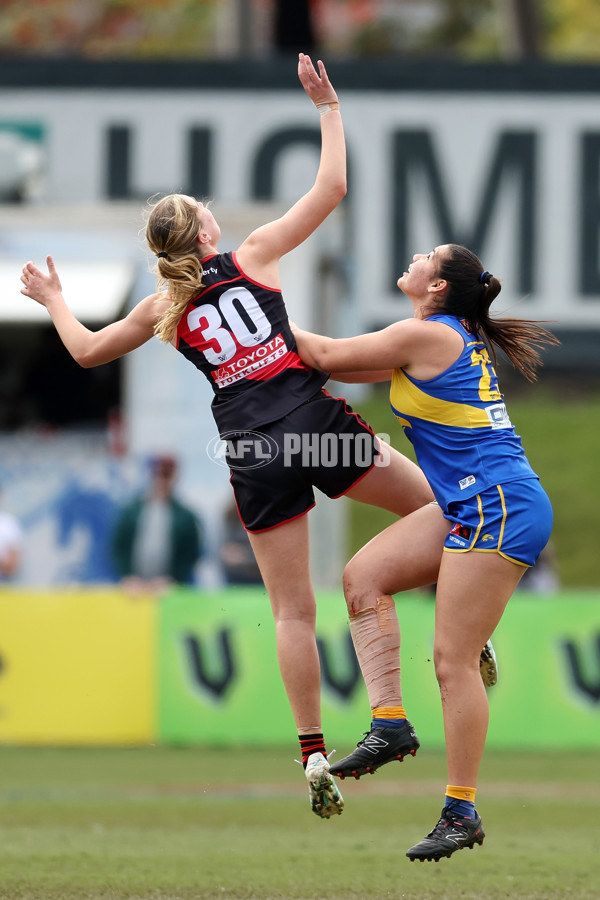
(450, 523, 472, 540)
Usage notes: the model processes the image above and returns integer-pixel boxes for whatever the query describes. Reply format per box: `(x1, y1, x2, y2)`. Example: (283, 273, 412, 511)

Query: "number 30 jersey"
(389, 314, 537, 510)
(175, 252, 328, 436)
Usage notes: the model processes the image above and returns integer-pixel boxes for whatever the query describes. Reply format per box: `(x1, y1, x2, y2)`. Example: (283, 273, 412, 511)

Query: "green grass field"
(1, 745, 598, 899)
(348, 381, 600, 588)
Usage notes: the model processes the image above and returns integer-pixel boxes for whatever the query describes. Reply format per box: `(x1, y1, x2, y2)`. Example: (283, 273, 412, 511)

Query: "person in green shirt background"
(111, 454, 204, 595)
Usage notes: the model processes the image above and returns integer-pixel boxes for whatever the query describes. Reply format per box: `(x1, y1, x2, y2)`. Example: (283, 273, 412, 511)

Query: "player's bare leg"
(343, 502, 447, 602)
(346, 440, 435, 517)
(349, 454, 500, 686)
(331, 503, 447, 778)
(248, 515, 319, 731)
(405, 550, 524, 862)
(433, 550, 524, 789)
(248, 514, 343, 818)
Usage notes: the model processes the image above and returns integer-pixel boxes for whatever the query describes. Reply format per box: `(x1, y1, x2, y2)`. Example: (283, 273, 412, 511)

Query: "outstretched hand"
(20, 255, 62, 308)
(298, 52, 338, 107)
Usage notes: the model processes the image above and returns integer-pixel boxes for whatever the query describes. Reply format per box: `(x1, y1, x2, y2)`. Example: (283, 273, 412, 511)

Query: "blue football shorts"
(442, 478, 553, 567)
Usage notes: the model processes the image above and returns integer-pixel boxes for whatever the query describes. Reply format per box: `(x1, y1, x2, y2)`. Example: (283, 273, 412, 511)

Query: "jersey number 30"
(186, 286, 271, 365)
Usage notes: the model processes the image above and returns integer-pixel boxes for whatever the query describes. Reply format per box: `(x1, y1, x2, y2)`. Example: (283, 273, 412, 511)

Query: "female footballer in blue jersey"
(293, 243, 558, 860)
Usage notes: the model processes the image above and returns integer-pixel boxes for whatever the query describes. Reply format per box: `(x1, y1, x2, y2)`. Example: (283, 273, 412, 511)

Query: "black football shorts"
(226, 390, 381, 532)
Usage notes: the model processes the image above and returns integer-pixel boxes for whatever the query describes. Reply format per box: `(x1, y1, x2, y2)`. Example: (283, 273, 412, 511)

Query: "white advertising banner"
(0, 86, 599, 329)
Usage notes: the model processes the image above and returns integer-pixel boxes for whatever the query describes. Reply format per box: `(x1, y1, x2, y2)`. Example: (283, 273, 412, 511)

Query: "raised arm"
(236, 53, 346, 275)
(20, 255, 168, 367)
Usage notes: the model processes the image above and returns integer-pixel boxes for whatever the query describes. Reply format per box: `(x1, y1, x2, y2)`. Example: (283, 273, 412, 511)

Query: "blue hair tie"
(479, 270, 491, 284)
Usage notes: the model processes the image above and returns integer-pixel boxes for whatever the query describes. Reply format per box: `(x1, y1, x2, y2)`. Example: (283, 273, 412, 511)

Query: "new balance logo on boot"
(330, 722, 420, 780)
(406, 807, 485, 862)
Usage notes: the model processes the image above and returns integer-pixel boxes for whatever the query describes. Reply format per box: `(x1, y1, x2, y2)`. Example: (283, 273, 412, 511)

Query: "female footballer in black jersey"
(21, 53, 451, 820)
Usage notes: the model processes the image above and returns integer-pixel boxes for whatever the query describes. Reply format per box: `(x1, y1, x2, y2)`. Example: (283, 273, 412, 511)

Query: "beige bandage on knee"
(349, 595, 402, 710)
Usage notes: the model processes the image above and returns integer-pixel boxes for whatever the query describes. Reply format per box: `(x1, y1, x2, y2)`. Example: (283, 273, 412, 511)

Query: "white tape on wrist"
(316, 101, 340, 117)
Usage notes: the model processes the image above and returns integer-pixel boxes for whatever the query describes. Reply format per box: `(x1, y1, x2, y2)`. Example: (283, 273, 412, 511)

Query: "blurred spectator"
(0, 486, 24, 582)
(219, 501, 263, 586)
(111, 454, 204, 595)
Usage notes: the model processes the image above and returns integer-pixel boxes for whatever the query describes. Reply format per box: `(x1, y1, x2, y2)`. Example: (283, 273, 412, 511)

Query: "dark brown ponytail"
(435, 244, 559, 382)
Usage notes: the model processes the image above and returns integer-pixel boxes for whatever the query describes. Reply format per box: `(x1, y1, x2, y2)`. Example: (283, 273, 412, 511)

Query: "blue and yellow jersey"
(389, 314, 537, 510)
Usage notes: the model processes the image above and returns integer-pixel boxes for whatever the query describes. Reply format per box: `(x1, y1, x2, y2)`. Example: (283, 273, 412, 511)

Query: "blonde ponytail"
(145, 195, 206, 343)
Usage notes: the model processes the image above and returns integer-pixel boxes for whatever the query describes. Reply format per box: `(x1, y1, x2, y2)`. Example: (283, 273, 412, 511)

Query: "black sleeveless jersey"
(175, 252, 328, 436)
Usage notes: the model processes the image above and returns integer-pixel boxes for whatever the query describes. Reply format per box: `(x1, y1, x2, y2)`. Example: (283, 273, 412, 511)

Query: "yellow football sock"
(371, 705, 407, 720)
(446, 784, 477, 803)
